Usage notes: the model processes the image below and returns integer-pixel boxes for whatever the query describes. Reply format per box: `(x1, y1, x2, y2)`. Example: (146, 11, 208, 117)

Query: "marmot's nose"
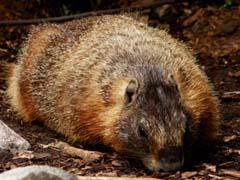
(159, 146, 183, 170)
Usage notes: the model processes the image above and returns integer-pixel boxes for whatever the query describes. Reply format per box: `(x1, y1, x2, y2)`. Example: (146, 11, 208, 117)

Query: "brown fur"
(7, 15, 220, 171)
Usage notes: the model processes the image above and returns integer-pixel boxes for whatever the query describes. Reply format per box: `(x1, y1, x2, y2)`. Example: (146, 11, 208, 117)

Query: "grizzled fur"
(7, 15, 220, 171)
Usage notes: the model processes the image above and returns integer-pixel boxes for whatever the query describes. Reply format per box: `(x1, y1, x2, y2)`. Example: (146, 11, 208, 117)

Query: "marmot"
(7, 15, 220, 172)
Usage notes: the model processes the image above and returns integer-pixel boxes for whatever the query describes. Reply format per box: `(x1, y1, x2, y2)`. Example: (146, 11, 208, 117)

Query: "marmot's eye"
(125, 79, 138, 105)
(138, 125, 147, 138)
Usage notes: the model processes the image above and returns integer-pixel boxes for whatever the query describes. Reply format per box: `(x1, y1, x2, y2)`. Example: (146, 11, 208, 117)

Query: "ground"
(0, 1, 239, 179)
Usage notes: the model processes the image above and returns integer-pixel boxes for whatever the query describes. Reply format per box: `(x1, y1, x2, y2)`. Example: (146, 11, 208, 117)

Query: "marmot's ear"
(167, 73, 179, 92)
(125, 79, 138, 105)
(168, 74, 175, 85)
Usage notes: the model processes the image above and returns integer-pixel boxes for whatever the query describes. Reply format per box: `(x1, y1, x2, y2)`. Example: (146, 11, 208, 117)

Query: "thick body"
(7, 15, 219, 171)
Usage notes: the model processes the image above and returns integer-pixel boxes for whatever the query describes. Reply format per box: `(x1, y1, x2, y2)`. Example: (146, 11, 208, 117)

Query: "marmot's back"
(7, 15, 219, 172)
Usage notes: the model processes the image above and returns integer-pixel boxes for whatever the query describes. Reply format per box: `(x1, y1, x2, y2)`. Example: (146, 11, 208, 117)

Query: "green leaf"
(225, 0, 232, 5)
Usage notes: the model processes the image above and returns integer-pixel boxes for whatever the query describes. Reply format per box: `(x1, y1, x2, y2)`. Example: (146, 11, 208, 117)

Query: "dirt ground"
(0, 1, 239, 179)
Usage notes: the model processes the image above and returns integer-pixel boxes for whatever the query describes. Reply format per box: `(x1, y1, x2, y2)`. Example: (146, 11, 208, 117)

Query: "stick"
(54, 141, 104, 163)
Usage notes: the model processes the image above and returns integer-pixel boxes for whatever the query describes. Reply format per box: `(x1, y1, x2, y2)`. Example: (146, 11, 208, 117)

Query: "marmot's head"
(113, 66, 188, 172)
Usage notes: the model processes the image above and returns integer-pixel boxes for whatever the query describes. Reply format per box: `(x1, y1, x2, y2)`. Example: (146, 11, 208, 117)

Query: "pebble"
(0, 120, 30, 152)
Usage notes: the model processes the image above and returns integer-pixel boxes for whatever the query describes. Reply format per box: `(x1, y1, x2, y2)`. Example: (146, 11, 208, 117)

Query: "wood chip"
(193, 177, 204, 180)
(222, 177, 236, 180)
(228, 71, 240, 77)
(223, 135, 237, 142)
(38, 142, 57, 149)
(181, 171, 197, 179)
(225, 148, 240, 155)
(33, 152, 51, 160)
(220, 169, 240, 178)
(111, 160, 123, 167)
(219, 161, 234, 167)
(202, 163, 216, 172)
(182, 8, 205, 27)
(12, 150, 34, 160)
(221, 91, 240, 100)
(208, 174, 223, 179)
(95, 171, 118, 177)
(77, 176, 157, 180)
(215, 20, 239, 35)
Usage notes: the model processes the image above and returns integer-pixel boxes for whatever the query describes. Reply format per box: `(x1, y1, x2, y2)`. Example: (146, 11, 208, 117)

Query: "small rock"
(0, 120, 31, 152)
(0, 165, 79, 180)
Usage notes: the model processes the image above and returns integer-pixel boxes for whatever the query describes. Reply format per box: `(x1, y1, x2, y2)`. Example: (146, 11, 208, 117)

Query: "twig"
(182, 8, 205, 27)
(54, 141, 104, 163)
(0, 0, 187, 26)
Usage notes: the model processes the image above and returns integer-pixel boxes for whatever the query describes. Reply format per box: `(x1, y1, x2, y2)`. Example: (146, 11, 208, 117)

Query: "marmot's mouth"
(142, 153, 184, 172)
